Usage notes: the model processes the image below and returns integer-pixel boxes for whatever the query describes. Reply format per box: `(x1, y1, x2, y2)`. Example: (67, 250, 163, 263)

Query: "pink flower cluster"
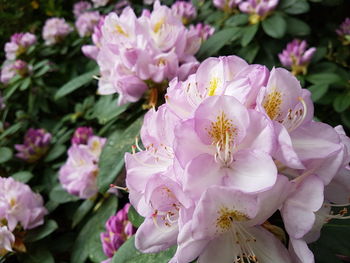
(4, 33, 37, 60)
(0, 177, 47, 255)
(279, 39, 316, 75)
(42, 18, 73, 46)
(189, 23, 215, 42)
(75, 11, 101, 37)
(15, 128, 52, 163)
(171, 1, 197, 24)
(0, 60, 32, 84)
(59, 127, 106, 199)
(82, 17, 104, 60)
(239, 0, 279, 19)
(95, 1, 201, 105)
(125, 55, 350, 263)
(73, 1, 92, 17)
(100, 203, 136, 263)
(213, 0, 242, 12)
(336, 17, 350, 45)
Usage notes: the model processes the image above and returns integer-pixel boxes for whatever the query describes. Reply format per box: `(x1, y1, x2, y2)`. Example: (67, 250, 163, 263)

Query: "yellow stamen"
(208, 77, 220, 96)
(216, 206, 248, 232)
(154, 18, 165, 33)
(115, 25, 128, 37)
(263, 90, 282, 120)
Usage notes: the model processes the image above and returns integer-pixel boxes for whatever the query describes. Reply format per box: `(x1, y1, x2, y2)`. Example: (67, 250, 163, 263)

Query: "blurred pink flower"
(4, 33, 36, 60)
(42, 18, 73, 45)
(73, 1, 92, 17)
(75, 11, 101, 37)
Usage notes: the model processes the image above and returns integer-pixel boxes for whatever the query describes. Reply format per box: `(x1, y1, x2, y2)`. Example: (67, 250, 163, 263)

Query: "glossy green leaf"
(285, 17, 310, 36)
(197, 27, 241, 59)
(112, 236, 142, 263)
(333, 94, 350, 112)
(55, 67, 99, 99)
(306, 73, 343, 85)
(283, 0, 310, 14)
(128, 205, 144, 228)
(49, 185, 80, 204)
(44, 144, 66, 162)
(98, 116, 143, 193)
(225, 14, 249, 27)
(0, 147, 12, 163)
(72, 199, 95, 228)
(11, 171, 33, 183)
(71, 196, 118, 263)
(25, 220, 58, 242)
(262, 13, 287, 39)
(241, 24, 259, 47)
(308, 84, 329, 102)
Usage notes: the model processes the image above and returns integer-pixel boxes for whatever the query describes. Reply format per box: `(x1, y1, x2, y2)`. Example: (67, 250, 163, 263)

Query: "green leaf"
(20, 246, 55, 263)
(12, 171, 33, 183)
(112, 236, 176, 263)
(55, 67, 99, 99)
(49, 184, 80, 204)
(19, 77, 31, 91)
(225, 14, 249, 27)
(241, 24, 259, 47)
(308, 84, 329, 102)
(71, 196, 118, 263)
(98, 116, 143, 193)
(0, 147, 12, 163)
(311, 47, 327, 63)
(262, 13, 287, 39)
(197, 27, 241, 59)
(306, 73, 343, 85)
(89, 229, 108, 263)
(88, 95, 130, 124)
(112, 236, 142, 263)
(333, 94, 350, 112)
(44, 144, 66, 162)
(72, 199, 95, 228)
(285, 17, 310, 36)
(0, 122, 22, 140)
(128, 206, 144, 228)
(25, 220, 58, 242)
(283, 0, 310, 14)
(237, 43, 260, 63)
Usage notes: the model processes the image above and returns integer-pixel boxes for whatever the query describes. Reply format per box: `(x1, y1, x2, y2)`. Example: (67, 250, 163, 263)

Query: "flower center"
(154, 18, 165, 33)
(207, 112, 236, 166)
(216, 207, 248, 233)
(263, 90, 282, 120)
(115, 25, 128, 37)
(207, 77, 220, 96)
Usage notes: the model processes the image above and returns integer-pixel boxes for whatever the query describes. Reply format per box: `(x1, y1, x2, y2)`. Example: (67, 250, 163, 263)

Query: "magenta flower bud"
(0, 177, 47, 232)
(15, 128, 52, 163)
(75, 11, 101, 37)
(100, 204, 136, 259)
(189, 23, 215, 41)
(239, 0, 279, 24)
(73, 1, 92, 17)
(213, 0, 242, 12)
(42, 18, 73, 45)
(171, 1, 197, 24)
(336, 17, 350, 45)
(4, 33, 37, 60)
(71, 127, 94, 145)
(278, 39, 316, 75)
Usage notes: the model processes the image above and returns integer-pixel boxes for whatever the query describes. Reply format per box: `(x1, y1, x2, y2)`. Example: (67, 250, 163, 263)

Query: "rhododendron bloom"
(0, 177, 47, 231)
(278, 39, 316, 75)
(336, 17, 350, 45)
(0, 225, 15, 256)
(73, 1, 92, 17)
(239, 0, 279, 24)
(82, 16, 104, 60)
(42, 18, 73, 45)
(71, 126, 93, 145)
(96, 1, 201, 105)
(213, 0, 242, 13)
(4, 33, 36, 60)
(75, 11, 101, 37)
(171, 1, 197, 24)
(0, 60, 32, 84)
(189, 23, 215, 42)
(101, 204, 136, 262)
(59, 135, 106, 199)
(15, 128, 52, 163)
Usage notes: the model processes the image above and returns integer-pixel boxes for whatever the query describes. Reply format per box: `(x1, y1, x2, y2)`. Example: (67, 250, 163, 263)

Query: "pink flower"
(0, 177, 47, 231)
(336, 17, 350, 45)
(239, 0, 279, 24)
(71, 127, 94, 145)
(100, 203, 136, 260)
(0, 60, 32, 84)
(0, 225, 15, 256)
(189, 23, 215, 41)
(73, 1, 92, 17)
(75, 11, 101, 37)
(59, 135, 106, 199)
(278, 39, 316, 75)
(96, 1, 201, 105)
(171, 1, 197, 24)
(4, 33, 36, 60)
(82, 16, 105, 60)
(15, 128, 52, 163)
(42, 18, 73, 45)
(92, 0, 109, 7)
(213, 0, 242, 12)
